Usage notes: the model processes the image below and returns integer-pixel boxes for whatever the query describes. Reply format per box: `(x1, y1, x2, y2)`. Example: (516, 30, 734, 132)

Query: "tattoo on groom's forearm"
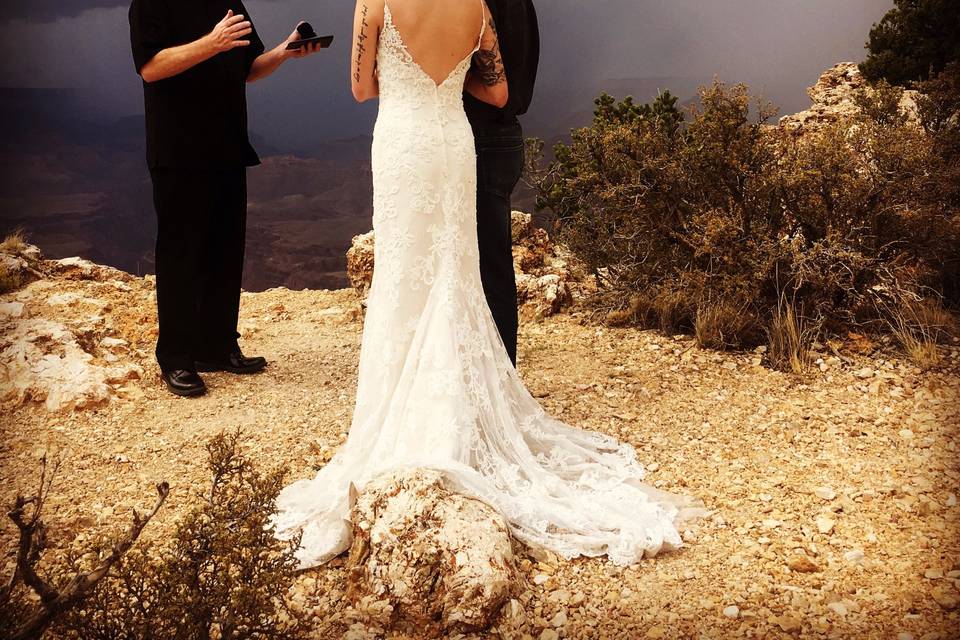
(354, 3, 369, 83)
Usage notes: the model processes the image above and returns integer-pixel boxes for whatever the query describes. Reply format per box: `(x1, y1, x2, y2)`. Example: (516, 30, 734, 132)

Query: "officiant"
(129, 0, 322, 397)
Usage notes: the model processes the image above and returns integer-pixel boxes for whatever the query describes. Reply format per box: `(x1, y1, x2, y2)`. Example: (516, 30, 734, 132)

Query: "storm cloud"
(0, 0, 893, 151)
(0, 0, 280, 23)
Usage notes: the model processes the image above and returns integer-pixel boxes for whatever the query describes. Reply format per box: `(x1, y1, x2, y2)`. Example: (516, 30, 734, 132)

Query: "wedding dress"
(273, 0, 702, 569)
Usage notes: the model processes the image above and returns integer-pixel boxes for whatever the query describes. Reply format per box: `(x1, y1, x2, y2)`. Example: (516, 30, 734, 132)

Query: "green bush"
(861, 0, 960, 86)
(532, 78, 960, 353)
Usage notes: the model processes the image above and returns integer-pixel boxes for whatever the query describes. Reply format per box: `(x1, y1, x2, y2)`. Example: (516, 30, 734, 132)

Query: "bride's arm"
(465, 2, 508, 108)
(351, 0, 381, 102)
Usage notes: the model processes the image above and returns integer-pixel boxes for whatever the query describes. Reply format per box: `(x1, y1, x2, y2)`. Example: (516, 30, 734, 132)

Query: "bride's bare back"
(351, 0, 506, 106)
(386, 0, 485, 85)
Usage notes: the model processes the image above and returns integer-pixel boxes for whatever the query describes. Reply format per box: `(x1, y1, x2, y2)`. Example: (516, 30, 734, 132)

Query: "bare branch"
(7, 481, 170, 640)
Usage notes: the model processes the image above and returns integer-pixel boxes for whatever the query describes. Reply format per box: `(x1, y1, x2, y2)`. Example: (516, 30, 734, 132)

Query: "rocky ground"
(2, 242, 959, 639)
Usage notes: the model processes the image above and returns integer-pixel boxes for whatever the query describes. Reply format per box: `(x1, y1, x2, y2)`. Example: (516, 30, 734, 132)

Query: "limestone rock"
(346, 231, 375, 297)
(345, 469, 518, 635)
(50, 256, 134, 283)
(511, 212, 576, 321)
(0, 317, 142, 411)
(0, 242, 44, 292)
(779, 62, 920, 132)
(344, 212, 580, 320)
(1, 241, 146, 411)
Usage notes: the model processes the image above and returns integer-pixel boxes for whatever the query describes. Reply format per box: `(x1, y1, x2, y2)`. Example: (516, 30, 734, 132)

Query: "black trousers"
(149, 167, 247, 371)
(473, 120, 524, 365)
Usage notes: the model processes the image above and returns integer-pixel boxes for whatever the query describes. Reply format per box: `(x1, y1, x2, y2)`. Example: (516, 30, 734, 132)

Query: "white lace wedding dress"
(273, 1, 702, 569)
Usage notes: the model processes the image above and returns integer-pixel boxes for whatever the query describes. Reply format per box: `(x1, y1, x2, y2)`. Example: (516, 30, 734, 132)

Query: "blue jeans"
(473, 121, 523, 365)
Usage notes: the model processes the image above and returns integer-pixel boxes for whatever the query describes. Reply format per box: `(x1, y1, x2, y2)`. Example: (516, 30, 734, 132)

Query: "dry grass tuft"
(766, 297, 814, 373)
(654, 290, 692, 336)
(883, 298, 955, 369)
(605, 295, 649, 327)
(0, 229, 28, 254)
(695, 300, 754, 350)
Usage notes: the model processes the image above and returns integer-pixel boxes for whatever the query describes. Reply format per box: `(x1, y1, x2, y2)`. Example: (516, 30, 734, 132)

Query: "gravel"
(2, 275, 959, 638)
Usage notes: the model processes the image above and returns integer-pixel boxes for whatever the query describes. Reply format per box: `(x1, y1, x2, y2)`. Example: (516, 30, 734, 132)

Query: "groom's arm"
(465, 4, 508, 108)
(351, 0, 381, 102)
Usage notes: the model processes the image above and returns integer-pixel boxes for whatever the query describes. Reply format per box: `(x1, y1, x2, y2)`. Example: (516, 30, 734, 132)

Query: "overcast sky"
(0, 0, 892, 151)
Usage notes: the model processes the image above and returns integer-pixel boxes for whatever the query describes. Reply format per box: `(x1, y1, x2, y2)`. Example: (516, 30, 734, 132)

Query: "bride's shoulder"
(354, 0, 385, 27)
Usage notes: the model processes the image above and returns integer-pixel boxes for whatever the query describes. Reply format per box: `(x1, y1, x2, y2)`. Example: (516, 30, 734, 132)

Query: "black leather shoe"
(160, 369, 207, 397)
(195, 351, 267, 375)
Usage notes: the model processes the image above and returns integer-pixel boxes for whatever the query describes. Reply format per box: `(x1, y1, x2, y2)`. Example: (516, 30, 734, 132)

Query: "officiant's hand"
(284, 25, 324, 59)
(206, 10, 252, 53)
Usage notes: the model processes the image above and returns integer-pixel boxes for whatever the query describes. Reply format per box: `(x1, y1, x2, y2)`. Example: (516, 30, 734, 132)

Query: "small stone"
(723, 605, 740, 618)
(844, 549, 865, 565)
(932, 586, 958, 610)
(947, 493, 957, 507)
(899, 429, 914, 439)
(533, 574, 550, 585)
(539, 629, 559, 640)
(787, 555, 820, 573)
(550, 610, 567, 627)
(897, 634, 915, 640)
(925, 568, 944, 579)
(814, 487, 836, 500)
(645, 626, 667, 639)
(827, 601, 848, 616)
(774, 614, 802, 632)
(816, 516, 835, 534)
(854, 367, 875, 378)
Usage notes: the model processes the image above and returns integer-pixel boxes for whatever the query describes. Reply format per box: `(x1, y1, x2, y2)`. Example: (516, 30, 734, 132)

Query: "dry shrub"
(533, 72, 960, 354)
(605, 295, 650, 327)
(32, 431, 305, 640)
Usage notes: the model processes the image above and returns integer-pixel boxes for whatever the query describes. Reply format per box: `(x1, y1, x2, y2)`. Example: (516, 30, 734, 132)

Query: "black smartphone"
(286, 35, 334, 50)
(286, 21, 333, 50)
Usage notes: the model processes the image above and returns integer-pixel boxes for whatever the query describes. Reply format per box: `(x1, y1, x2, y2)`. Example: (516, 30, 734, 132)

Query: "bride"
(273, 0, 702, 568)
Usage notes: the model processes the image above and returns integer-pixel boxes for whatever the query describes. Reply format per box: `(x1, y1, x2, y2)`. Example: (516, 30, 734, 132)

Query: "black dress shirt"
(465, 0, 540, 126)
(129, 0, 265, 169)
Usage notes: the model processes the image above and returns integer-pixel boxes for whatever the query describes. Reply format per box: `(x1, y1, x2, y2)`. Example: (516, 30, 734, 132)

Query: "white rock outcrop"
(345, 469, 517, 635)
(0, 317, 142, 411)
(779, 62, 920, 131)
(0, 242, 145, 411)
(346, 211, 579, 319)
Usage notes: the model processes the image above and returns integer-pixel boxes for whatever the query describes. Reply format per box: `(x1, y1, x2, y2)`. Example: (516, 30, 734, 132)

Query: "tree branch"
(8, 482, 170, 640)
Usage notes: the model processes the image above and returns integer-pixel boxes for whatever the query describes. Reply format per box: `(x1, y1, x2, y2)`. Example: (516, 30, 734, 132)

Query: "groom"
(465, 0, 539, 367)
(129, 0, 322, 397)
